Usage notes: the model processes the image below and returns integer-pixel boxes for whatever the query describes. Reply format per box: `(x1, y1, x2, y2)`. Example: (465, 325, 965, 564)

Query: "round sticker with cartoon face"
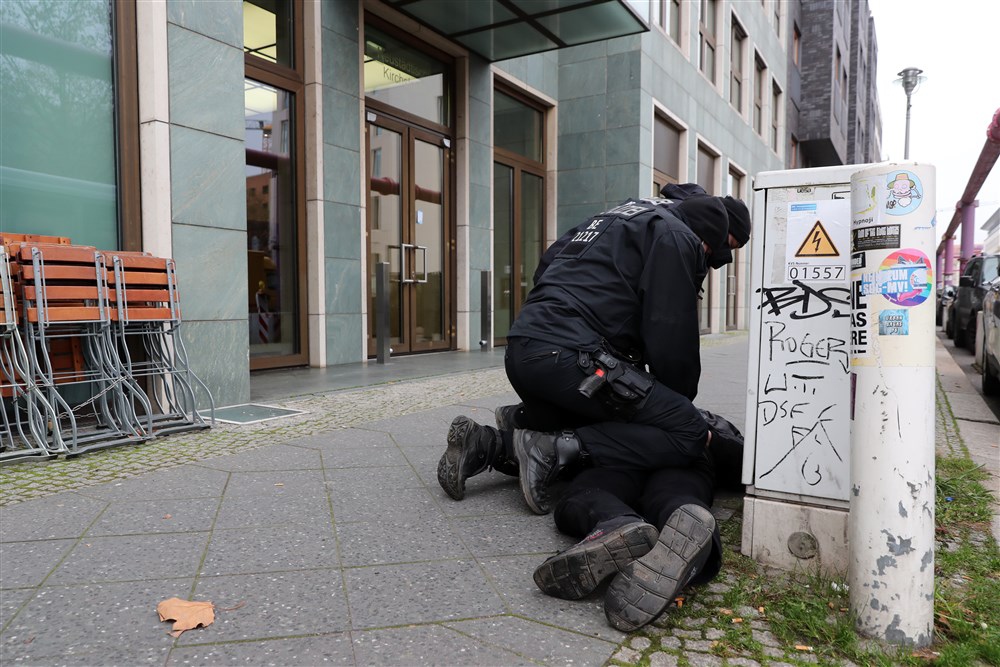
(884, 171, 923, 216)
(876, 249, 933, 307)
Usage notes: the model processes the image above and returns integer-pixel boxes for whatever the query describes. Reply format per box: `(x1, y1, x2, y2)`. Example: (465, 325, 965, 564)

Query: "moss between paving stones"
(1, 368, 513, 506)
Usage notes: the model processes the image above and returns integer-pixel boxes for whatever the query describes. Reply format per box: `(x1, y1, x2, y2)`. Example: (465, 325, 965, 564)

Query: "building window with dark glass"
(493, 88, 545, 345)
(699, 0, 717, 83)
(730, 18, 746, 113)
(0, 0, 140, 249)
(243, 0, 307, 368)
(771, 82, 782, 152)
(753, 55, 765, 136)
(653, 111, 682, 195)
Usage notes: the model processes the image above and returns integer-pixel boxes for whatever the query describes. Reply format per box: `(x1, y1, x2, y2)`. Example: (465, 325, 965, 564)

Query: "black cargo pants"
(504, 336, 708, 471)
(552, 454, 723, 586)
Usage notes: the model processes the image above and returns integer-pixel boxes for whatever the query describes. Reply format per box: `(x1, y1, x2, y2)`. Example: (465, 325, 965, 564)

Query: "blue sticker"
(879, 309, 909, 335)
(885, 171, 923, 216)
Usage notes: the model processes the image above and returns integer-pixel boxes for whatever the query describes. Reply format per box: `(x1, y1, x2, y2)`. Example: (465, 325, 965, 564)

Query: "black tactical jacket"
(509, 197, 723, 401)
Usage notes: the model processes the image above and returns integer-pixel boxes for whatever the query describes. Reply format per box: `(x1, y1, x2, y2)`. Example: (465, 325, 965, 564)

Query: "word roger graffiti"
(754, 317, 850, 495)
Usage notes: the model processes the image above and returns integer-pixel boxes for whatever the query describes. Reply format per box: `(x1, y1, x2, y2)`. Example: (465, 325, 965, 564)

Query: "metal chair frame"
(106, 253, 214, 435)
(19, 244, 152, 456)
(0, 249, 59, 462)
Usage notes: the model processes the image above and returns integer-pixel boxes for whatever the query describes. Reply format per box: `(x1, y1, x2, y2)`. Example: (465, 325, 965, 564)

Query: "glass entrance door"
(493, 162, 543, 343)
(366, 114, 451, 356)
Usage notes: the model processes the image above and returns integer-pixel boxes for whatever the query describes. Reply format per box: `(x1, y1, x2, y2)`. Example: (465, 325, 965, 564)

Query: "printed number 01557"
(787, 265, 845, 281)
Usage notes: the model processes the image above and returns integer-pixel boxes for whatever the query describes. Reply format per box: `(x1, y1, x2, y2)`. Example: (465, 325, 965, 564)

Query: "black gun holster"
(576, 346, 654, 417)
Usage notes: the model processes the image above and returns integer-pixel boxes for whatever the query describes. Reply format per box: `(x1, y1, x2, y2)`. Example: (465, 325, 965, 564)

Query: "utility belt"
(576, 344, 654, 417)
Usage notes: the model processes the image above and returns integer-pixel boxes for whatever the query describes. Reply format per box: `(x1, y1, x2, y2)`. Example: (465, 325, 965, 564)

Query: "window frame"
(698, 0, 718, 85)
(729, 15, 746, 114)
(770, 80, 782, 153)
(792, 23, 801, 67)
(652, 104, 688, 196)
(492, 82, 547, 346)
(114, 0, 142, 250)
(244, 1, 309, 370)
(753, 52, 766, 137)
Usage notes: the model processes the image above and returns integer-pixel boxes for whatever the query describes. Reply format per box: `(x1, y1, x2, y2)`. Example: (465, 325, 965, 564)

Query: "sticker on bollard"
(857, 249, 933, 307)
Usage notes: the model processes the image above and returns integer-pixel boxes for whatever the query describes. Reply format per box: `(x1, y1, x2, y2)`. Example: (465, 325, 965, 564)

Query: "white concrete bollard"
(848, 162, 936, 647)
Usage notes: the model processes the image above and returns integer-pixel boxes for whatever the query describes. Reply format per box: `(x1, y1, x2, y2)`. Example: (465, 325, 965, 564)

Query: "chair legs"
(2, 244, 216, 463)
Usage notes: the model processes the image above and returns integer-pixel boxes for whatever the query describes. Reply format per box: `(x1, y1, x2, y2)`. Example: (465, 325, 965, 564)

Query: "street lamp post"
(896, 67, 926, 159)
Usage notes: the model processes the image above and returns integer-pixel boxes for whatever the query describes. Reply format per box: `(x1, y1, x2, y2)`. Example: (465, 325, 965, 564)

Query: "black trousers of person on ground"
(503, 336, 708, 471)
(553, 452, 723, 586)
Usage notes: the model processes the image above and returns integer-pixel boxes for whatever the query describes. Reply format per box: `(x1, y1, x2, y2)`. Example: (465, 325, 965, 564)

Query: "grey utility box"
(741, 165, 872, 575)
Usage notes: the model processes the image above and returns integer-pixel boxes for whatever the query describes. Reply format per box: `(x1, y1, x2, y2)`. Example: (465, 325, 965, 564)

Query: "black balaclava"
(722, 196, 751, 247)
(674, 196, 730, 269)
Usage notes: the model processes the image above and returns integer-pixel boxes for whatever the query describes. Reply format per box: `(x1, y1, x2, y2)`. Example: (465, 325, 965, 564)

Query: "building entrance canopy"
(382, 0, 648, 61)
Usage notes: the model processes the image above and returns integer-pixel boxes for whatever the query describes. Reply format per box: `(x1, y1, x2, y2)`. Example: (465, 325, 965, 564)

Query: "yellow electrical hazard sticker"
(795, 221, 839, 257)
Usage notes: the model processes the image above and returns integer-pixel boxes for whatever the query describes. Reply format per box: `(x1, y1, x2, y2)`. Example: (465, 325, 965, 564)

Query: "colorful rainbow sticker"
(858, 249, 933, 307)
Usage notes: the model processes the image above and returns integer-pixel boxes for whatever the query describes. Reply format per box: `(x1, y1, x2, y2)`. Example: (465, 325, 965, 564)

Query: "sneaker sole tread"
(534, 523, 659, 599)
(437, 417, 472, 500)
(604, 505, 715, 632)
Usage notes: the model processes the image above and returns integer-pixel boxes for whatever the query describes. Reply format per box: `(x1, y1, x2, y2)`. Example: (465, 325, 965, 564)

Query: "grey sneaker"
(603, 504, 715, 631)
(533, 519, 659, 600)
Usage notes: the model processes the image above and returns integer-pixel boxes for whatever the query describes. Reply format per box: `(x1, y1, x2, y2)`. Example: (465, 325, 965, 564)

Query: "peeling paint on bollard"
(848, 162, 936, 648)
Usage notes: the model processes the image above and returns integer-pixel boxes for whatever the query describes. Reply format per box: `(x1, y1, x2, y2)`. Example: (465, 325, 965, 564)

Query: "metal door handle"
(415, 245, 428, 284)
(400, 243, 415, 283)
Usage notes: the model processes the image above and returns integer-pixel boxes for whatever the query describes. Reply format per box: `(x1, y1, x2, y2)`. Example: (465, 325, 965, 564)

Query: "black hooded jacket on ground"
(509, 196, 727, 401)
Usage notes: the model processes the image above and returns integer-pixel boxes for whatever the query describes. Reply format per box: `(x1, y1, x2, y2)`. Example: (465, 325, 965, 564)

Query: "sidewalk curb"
(934, 338, 1000, 540)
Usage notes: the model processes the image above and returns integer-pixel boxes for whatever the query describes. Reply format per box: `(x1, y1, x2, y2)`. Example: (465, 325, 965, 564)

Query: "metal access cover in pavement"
(209, 403, 306, 424)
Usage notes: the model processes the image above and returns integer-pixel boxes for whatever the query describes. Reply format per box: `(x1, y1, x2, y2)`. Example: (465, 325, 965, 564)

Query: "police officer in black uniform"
(437, 184, 751, 631)
(438, 188, 741, 510)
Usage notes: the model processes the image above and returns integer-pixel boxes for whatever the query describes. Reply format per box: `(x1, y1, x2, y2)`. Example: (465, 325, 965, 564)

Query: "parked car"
(982, 276, 1000, 395)
(948, 253, 1000, 351)
(937, 284, 956, 326)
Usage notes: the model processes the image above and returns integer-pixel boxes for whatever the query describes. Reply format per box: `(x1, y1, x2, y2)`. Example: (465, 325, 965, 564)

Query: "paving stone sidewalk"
(1, 334, 995, 666)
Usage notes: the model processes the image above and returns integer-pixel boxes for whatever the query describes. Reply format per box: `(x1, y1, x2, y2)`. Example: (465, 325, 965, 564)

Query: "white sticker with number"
(784, 199, 850, 283)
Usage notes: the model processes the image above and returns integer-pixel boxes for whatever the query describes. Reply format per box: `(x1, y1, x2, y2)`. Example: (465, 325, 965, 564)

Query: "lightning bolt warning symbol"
(795, 220, 839, 257)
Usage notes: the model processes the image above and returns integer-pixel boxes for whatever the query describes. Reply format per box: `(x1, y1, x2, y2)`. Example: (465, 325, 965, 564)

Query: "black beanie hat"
(660, 182, 708, 200)
(722, 196, 751, 247)
(674, 196, 729, 266)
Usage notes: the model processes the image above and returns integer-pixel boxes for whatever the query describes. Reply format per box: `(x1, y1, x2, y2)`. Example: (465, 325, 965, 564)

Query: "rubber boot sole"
(604, 504, 716, 632)
(437, 416, 474, 501)
(533, 522, 659, 600)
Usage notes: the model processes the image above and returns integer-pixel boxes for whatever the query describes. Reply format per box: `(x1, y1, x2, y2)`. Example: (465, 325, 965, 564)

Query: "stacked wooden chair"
(1, 247, 58, 462)
(0, 233, 213, 462)
(104, 251, 213, 436)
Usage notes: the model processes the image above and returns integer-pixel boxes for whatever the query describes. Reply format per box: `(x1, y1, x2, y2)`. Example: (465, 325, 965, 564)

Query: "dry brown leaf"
(157, 598, 215, 638)
(794, 645, 814, 652)
(828, 601, 835, 609)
